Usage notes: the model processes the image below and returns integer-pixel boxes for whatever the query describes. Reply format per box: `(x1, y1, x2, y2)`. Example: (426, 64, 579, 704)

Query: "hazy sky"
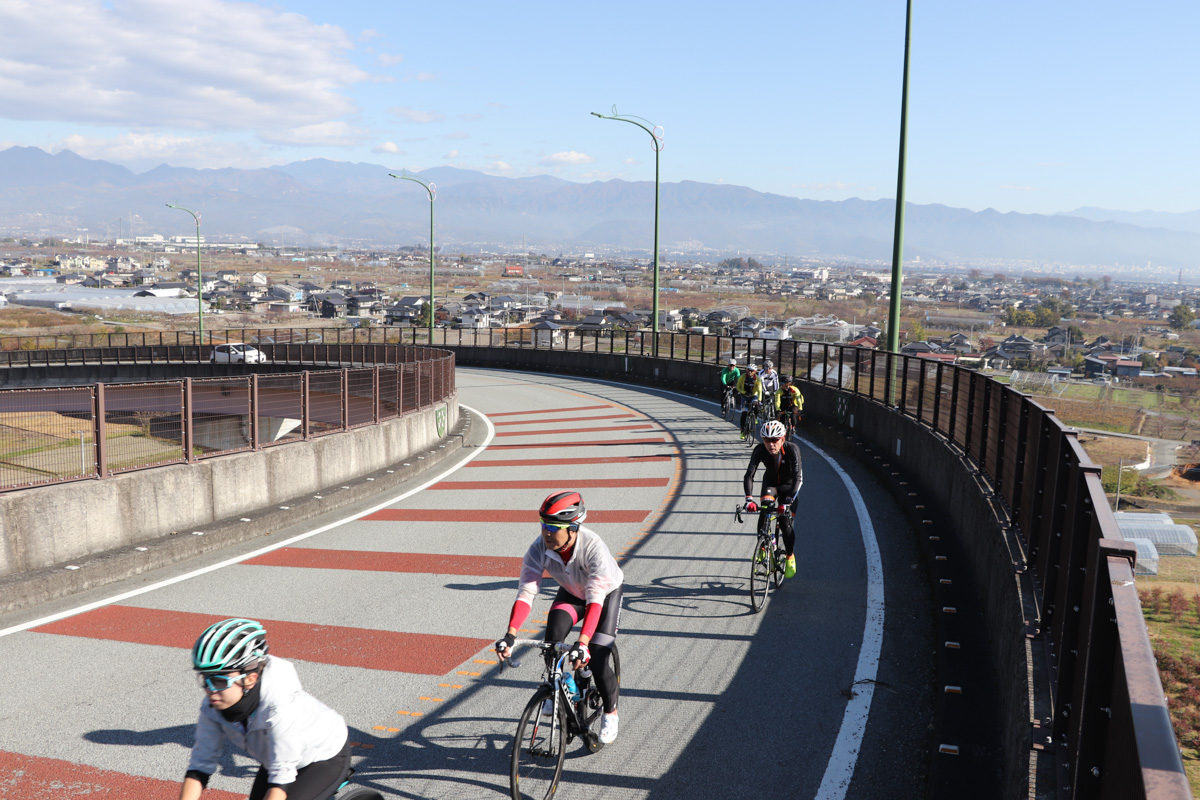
(1, 0, 1196, 215)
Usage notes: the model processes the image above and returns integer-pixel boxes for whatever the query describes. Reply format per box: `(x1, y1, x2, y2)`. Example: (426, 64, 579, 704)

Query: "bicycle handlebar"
(501, 638, 568, 670)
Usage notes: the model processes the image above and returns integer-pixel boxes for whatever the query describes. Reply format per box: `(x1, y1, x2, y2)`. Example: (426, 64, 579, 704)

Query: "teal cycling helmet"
(192, 618, 269, 672)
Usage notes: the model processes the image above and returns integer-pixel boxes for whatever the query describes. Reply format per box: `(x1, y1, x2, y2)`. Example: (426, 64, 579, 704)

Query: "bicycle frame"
(506, 640, 591, 742)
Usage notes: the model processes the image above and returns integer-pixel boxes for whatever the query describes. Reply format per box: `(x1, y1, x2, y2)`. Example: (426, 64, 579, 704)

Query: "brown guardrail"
(0, 337, 454, 491)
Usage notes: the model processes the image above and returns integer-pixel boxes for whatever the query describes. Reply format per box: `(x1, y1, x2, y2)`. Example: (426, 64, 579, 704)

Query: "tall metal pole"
(166, 203, 204, 344)
(591, 107, 664, 355)
(887, 0, 913, 356)
(389, 172, 437, 337)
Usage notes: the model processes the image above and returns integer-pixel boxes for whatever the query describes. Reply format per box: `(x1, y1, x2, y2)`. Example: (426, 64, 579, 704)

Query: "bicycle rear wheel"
(511, 687, 567, 800)
(749, 535, 770, 612)
(581, 646, 621, 753)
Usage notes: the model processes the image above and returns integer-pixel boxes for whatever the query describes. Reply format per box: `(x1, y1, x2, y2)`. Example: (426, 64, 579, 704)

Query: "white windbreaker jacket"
(515, 525, 624, 607)
(187, 656, 348, 785)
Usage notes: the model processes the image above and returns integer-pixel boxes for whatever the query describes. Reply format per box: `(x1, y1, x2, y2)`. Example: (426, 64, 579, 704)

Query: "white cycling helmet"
(728, 358, 736, 366)
(760, 420, 787, 439)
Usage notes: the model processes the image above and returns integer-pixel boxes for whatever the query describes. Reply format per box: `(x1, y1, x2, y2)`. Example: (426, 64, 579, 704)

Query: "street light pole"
(389, 171, 437, 338)
(591, 107, 664, 354)
(165, 204, 204, 344)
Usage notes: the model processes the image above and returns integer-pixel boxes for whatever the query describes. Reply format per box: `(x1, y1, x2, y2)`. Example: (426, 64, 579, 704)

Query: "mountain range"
(1, 146, 1197, 273)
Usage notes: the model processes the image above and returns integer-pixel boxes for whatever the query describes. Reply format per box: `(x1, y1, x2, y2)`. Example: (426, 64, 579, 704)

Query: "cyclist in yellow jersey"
(774, 374, 804, 431)
(735, 365, 764, 440)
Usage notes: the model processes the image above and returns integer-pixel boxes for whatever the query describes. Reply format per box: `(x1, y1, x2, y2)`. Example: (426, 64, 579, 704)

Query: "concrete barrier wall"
(0, 396, 458, 578)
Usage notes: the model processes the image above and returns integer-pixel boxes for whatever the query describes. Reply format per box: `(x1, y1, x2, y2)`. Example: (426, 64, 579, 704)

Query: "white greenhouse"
(1116, 522, 1198, 557)
(1125, 538, 1160, 576)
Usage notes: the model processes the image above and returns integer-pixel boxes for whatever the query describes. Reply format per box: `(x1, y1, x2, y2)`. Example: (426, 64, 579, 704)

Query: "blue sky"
(1, 0, 1196, 215)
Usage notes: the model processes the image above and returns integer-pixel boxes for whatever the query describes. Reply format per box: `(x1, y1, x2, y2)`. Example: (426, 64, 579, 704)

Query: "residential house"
(532, 320, 566, 347)
(456, 308, 493, 329)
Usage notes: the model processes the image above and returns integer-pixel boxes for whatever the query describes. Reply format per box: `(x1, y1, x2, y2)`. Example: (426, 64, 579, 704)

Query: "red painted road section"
(430, 478, 670, 490)
(494, 423, 653, 437)
(246, 548, 525, 576)
(0, 749, 242, 800)
(486, 405, 611, 417)
(363, 509, 651, 523)
(33, 606, 492, 675)
(465, 455, 673, 467)
(492, 413, 634, 426)
(487, 437, 666, 450)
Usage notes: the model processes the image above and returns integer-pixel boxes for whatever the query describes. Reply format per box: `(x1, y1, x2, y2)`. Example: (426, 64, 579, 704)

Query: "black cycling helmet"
(540, 491, 587, 524)
(781, 374, 792, 383)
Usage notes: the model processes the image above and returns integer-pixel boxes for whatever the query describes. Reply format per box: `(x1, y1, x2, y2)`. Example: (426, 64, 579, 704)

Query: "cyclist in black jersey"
(743, 419, 803, 578)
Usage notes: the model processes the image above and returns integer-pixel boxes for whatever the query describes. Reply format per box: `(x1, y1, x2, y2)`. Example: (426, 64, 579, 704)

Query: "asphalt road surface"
(0, 368, 933, 799)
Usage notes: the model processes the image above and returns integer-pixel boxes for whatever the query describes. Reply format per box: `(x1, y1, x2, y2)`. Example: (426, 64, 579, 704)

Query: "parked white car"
(210, 343, 264, 364)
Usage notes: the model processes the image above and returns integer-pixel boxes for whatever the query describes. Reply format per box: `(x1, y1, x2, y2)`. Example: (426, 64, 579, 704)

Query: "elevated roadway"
(0, 368, 934, 799)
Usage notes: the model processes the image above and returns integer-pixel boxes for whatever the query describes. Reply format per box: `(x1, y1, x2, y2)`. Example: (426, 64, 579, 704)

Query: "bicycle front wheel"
(749, 535, 770, 612)
(512, 687, 567, 800)
(771, 515, 790, 590)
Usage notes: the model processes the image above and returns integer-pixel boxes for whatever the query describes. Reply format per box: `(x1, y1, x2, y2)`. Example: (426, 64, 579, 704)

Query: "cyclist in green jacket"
(719, 359, 742, 417)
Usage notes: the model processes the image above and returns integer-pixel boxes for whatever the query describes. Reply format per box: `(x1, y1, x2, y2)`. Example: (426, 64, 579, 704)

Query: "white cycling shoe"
(599, 710, 619, 744)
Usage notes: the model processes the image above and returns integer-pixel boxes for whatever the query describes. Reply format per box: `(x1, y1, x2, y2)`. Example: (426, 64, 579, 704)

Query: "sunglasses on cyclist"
(762, 436, 783, 444)
(540, 520, 578, 534)
(196, 672, 246, 692)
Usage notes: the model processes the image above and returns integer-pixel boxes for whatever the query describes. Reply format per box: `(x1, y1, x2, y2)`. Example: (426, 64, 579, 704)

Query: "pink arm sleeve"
(508, 600, 532, 631)
(580, 602, 603, 640)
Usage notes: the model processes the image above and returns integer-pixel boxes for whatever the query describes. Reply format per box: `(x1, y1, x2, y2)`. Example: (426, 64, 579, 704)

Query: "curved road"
(0, 368, 932, 799)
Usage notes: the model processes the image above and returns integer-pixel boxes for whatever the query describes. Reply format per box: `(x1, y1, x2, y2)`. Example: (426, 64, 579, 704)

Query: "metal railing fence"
(0, 325, 1185, 798)
(0, 341, 454, 492)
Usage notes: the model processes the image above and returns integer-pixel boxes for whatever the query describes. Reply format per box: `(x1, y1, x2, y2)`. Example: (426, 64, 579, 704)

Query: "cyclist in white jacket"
(496, 491, 624, 744)
(180, 618, 350, 800)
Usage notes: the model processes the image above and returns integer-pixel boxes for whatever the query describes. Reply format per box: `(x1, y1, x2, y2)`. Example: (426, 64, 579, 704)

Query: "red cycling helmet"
(540, 491, 587, 524)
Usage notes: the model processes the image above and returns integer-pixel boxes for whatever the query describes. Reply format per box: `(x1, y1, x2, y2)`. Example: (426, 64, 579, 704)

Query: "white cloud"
(0, 0, 370, 136)
(390, 106, 446, 124)
(623, 157, 638, 165)
(378, 53, 405, 67)
(485, 161, 513, 174)
(373, 142, 404, 155)
(1001, 184, 1037, 192)
(444, 149, 460, 159)
(540, 151, 595, 166)
(259, 121, 367, 147)
(416, 72, 436, 82)
(446, 131, 470, 141)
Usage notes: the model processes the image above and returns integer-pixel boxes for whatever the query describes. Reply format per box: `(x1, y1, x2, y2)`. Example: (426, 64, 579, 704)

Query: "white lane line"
(479, 369, 884, 799)
(0, 404, 496, 639)
(806, 439, 884, 800)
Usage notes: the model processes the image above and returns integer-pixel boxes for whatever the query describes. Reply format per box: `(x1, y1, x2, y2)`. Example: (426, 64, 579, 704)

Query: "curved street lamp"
(389, 171, 437, 337)
(165, 203, 205, 343)
(591, 106, 664, 354)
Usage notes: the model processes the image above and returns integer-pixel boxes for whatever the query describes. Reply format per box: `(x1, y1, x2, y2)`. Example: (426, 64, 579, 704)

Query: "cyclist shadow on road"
(620, 574, 751, 620)
(82, 725, 399, 786)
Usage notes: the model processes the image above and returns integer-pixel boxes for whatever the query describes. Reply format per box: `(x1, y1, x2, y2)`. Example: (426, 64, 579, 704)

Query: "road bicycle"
(720, 384, 737, 422)
(740, 398, 765, 443)
(777, 407, 801, 440)
(505, 639, 621, 800)
(736, 498, 788, 612)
